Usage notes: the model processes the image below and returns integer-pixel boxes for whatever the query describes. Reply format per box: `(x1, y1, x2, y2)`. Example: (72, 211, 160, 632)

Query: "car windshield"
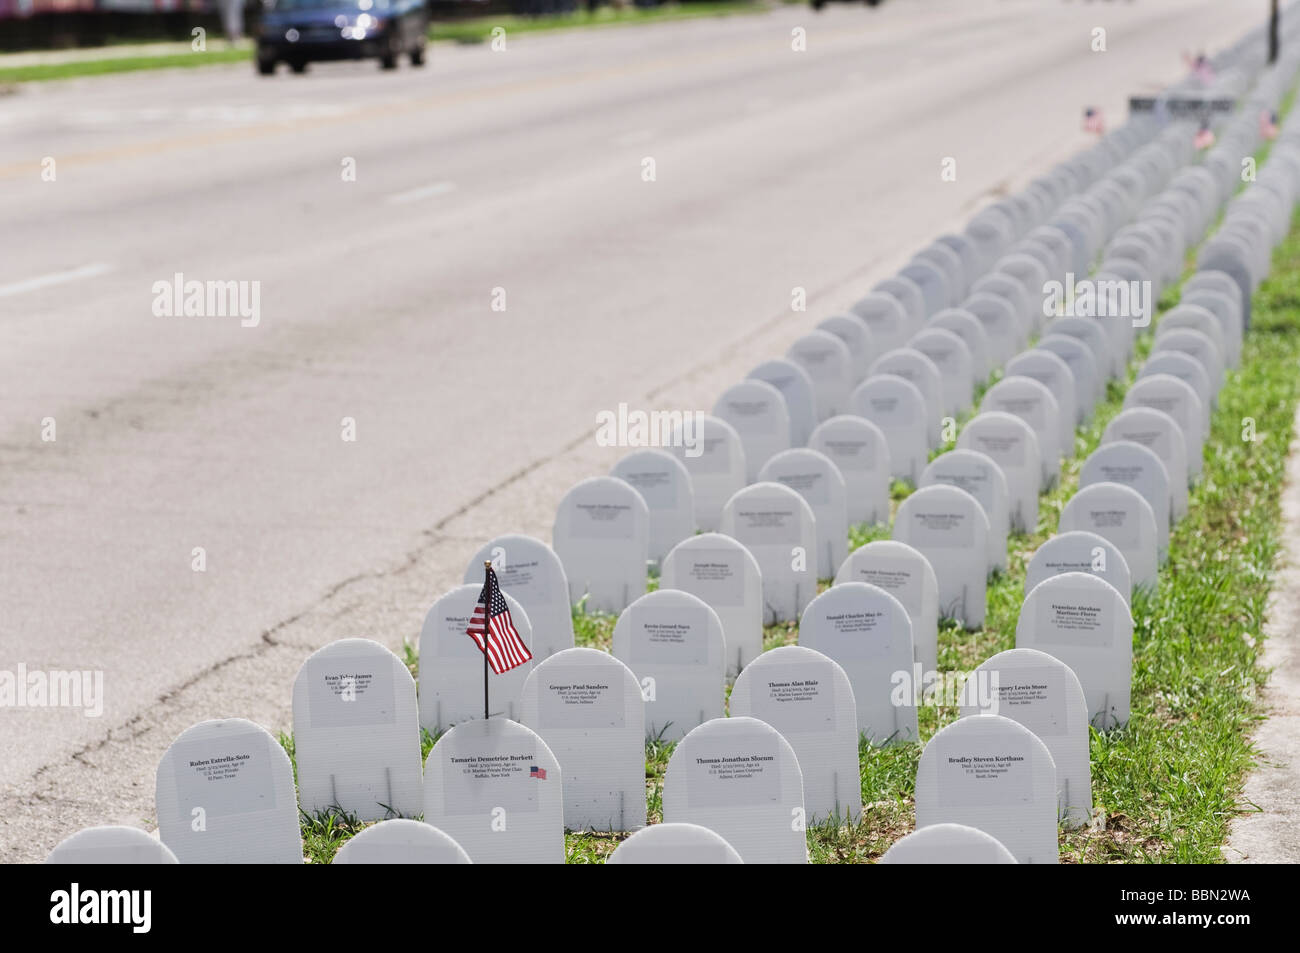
(271, 0, 389, 10)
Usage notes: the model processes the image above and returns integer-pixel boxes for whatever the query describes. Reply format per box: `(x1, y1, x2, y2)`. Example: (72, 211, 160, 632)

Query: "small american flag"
(1261, 109, 1279, 141)
(530, 765, 547, 780)
(1194, 123, 1216, 150)
(466, 564, 532, 675)
(1083, 107, 1105, 135)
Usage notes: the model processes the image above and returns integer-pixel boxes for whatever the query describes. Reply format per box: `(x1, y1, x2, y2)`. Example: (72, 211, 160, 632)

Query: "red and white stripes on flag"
(466, 565, 532, 674)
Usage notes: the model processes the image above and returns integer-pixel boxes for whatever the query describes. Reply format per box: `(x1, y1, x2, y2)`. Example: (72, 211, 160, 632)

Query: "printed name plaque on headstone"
(960, 648, 1091, 828)
(1058, 482, 1157, 592)
(914, 714, 1058, 864)
(419, 584, 534, 732)
(1005, 349, 1079, 441)
(808, 415, 891, 527)
(670, 413, 745, 533)
(798, 585, 915, 745)
(713, 379, 791, 482)
(422, 717, 563, 864)
(552, 475, 650, 614)
(46, 827, 178, 865)
(730, 646, 861, 823)
(921, 449, 1011, 573)
(758, 448, 848, 581)
(892, 484, 991, 629)
(519, 648, 646, 832)
(834, 540, 939, 674)
(1016, 571, 1133, 730)
(1103, 408, 1189, 520)
(879, 823, 1017, 864)
(662, 716, 807, 864)
(1079, 441, 1171, 563)
(156, 718, 303, 864)
(787, 329, 855, 421)
(957, 412, 1041, 534)
(606, 822, 744, 864)
(464, 534, 574, 663)
(611, 448, 696, 566)
(980, 376, 1062, 491)
(908, 327, 974, 416)
(612, 589, 725, 742)
(851, 291, 911, 353)
(817, 314, 877, 384)
(1124, 373, 1206, 480)
(850, 374, 928, 485)
(720, 482, 818, 624)
(660, 532, 762, 677)
(1025, 530, 1132, 606)
(292, 638, 423, 821)
(747, 358, 818, 447)
(331, 819, 472, 865)
(867, 349, 944, 448)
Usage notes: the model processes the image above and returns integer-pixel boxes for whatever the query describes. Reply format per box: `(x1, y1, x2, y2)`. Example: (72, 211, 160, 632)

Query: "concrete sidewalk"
(1225, 404, 1300, 863)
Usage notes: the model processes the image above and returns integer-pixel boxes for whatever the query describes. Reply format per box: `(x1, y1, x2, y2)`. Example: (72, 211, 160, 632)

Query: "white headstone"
(929, 308, 992, 381)
(921, 449, 1011, 573)
(1037, 333, 1101, 420)
(660, 533, 763, 677)
(850, 374, 929, 485)
(606, 823, 744, 864)
(1103, 408, 1189, 520)
(1150, 328, 1224, 398)
(518, 648, 646, 832)
(892, 484, 991, 629)
(1158, 305, 1228, 369)
(713, 379, 791, 482)
(670, 414, 746, 532)
(730, 646, 862, 823)
(914, 714, 1058, 864)
(1047, 315, 1119, 381)
(808, 415, 891, 527)
(961, 648, 1092, 828)
(1025, 530, 1132, 606)
(1058, 482, 1158, 592)
(1124, 374, 1206, 481)
(332, 819, 472, 864)
(464, 534, 575, 663)
(1016, 572, 1134, 730)
(834, 540, 940, 674)
(612, 589, 726, 742)
(720, 482, 818, 624)
(963, 291, 1021, 365)
(1079, 441, 1171, 563)
(879, 823, 1017, 864)
(908, 327, 974, 416)
(981, 376, 1063, 491)
(798, 584, 917, 745)
(46, 827, 178, 865)
(611, 448, 696, 565)
(758, 448, 848, 581)
(552, 475, 650, 613)
(817, 313, 877, 384)
(1005, 349, 1079, 441)
(957, 412, 1041, 534)
(747, 358, 817, 447)
(156, 718, 302, 864)
(851, 291, 911, 353)
(662, 716, 807, 864)
(292, 638, 423, 821)
(867, 348, 944, 449)
(422, 718, 564, 864)
(419, 584, 534, 732)
(787, 329, 855, 420)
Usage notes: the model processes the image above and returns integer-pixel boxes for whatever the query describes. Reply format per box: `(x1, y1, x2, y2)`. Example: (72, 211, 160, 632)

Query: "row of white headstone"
(45, 20, 1300, 866)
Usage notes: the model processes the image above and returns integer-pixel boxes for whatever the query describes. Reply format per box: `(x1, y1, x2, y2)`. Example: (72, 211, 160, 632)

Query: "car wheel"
(256, 58, 276, 76)
(289, 59, 308, 74)
(811, 0, 825, 9)
(410, 43, 426, 67)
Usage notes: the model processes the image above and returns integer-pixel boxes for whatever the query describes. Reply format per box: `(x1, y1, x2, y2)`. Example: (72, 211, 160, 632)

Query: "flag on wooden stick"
(466, 563, 532, 675)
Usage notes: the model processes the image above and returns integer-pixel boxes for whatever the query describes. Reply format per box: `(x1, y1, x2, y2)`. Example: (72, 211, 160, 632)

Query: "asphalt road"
(0, 0, 1264, 860)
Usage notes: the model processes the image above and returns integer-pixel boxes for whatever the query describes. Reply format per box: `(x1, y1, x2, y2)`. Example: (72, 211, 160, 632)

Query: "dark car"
(256, 0, 429, 74)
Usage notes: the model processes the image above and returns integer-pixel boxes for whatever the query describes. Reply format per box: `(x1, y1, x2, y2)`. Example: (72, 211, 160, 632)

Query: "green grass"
(0, 2, 764, 84)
